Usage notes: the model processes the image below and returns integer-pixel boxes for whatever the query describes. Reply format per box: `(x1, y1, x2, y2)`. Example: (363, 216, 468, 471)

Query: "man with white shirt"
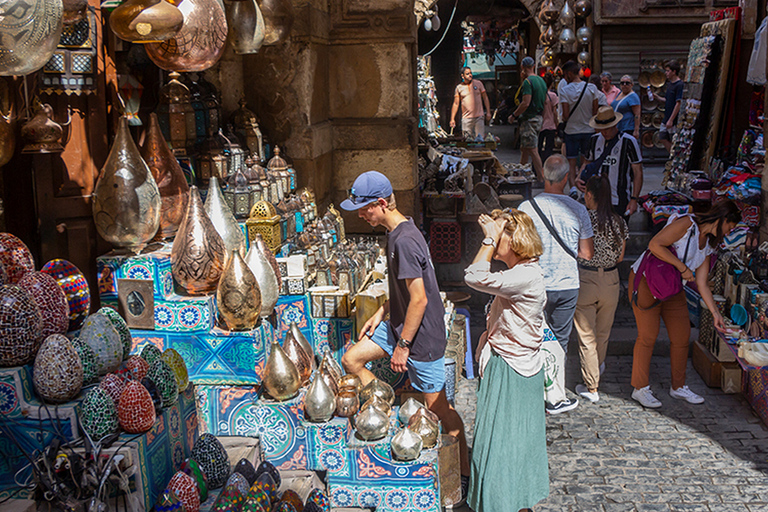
(559, 61, 599, 187)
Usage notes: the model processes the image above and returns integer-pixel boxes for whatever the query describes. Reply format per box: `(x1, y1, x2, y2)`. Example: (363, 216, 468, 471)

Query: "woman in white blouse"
(464, 209, 549, 512)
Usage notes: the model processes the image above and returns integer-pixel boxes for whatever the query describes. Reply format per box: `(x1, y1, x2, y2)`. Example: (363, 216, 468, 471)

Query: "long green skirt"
(468, 352, 549, 512)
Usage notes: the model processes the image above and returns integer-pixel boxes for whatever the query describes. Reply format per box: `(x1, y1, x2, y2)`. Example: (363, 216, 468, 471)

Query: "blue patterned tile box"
(154, 293, 216, 333)
(274, 294, 313, 345)
(97, 246, 174, 303)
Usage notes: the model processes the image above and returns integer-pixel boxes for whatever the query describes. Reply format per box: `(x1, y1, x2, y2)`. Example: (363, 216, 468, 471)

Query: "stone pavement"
(450, 323, 768, 512)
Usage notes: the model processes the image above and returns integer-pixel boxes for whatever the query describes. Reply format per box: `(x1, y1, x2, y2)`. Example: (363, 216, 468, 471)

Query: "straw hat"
(589, 105, 623, 130)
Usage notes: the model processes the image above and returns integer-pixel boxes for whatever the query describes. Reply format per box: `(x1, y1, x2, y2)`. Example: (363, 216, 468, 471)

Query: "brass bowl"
(638, 70, 651, 88)
(650, 68, 666, 88)
(641, 131, 654, 149)
(652, 112, 664, 129)
(641, 113, 653, 128)
(641, 94, 657, 111)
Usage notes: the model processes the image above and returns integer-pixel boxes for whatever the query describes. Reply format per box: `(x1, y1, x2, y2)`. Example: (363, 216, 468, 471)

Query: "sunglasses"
(620, 81, 632, 85)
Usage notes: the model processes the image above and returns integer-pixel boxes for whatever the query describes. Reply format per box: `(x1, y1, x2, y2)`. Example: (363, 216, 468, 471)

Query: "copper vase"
(204, 177, 246, 258)
(263, 340, 300, 401)
(140, 113, 189, 240)
(216, 250, 261, 331)
(260, 0, 293, 45)
(145, 0, 228, 72)
(290, 321, 315, 371)
(225, 0, 265, 54)
(171, 186, 227, 295)
(0, 0, 63, 76)
(92, 117, 161, 253)
(244, 243, 279, 317)
(109, 0, 184, 43)
(409, 411, 439, 449)
(282, 331, 311, 385)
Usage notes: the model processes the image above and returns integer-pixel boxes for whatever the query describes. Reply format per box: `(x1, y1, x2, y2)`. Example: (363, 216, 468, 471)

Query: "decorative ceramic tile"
(97, 248, 174, 304)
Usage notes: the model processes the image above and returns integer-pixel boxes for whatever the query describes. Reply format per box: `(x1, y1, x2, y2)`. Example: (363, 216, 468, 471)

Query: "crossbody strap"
(529, 196, 577, 260)
(565, 82, 589, 129)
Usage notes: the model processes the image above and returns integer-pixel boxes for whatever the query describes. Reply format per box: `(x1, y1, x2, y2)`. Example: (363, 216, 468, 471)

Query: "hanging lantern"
(109, 0, 184, 43)
(540, 49, 556, 68)
(155, 72, 197, 156)
(576, 26, 592, 45)
(560, 1, 575, 26)
(559, 27, 576, 46)
(578, 51, 590, 66)
(260, 0, 294, 46)
(0, 0, 63, 76)
(21, 101, 64, 154)
(225, 0, 266, 54)
(574, 0, 592, 18)
(539, 25, 557, 47)
(537, 0, 559, 24)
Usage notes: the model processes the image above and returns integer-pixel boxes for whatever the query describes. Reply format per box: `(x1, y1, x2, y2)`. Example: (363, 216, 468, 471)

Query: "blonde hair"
(490, 209, 543, 259)
(385, 193, 397, 210)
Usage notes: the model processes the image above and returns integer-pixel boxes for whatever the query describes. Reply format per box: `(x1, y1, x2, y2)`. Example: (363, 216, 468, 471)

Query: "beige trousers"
(573, 267, 620, 390)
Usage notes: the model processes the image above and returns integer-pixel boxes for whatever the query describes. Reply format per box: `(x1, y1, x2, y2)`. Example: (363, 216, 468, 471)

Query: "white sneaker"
(576, 384, 599, 403)
(669, 385, 705, 404)
(599, 362, 606, 376)
(631, 386, 662, 408)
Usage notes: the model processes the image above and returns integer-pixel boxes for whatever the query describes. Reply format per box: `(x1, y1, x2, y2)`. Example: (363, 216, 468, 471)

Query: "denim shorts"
(564, 132, 593, 159)
(368, 321, 445, 394)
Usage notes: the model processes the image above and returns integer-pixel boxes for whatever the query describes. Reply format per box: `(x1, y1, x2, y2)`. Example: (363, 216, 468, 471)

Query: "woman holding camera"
(464, 209, 549, 512)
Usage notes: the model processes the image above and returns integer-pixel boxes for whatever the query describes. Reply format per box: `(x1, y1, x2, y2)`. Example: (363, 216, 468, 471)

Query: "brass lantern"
(155, 72, 197, 156)
(246, 200, 282, 252)
(224, 167, 252, 219)
(267, 146, 289, 194)
(231, 99, 264, 162)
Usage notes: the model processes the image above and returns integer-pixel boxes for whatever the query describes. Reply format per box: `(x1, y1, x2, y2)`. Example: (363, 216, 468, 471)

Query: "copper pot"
(335, 390, 359, 417)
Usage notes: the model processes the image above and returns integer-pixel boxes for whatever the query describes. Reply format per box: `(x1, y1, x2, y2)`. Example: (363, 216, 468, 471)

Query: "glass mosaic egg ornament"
(141, 377, 164, 413)
(147, 359, 179, 407)
(99, 373, 126, 405)
(213, 482, 244, 511)
(80, 387, 118, 441)
(33, 334, 83, 402)
(40, 259, 90, 331)
(0, 284, 43, 367)
(124, 355, 149, 381)
(80, 312, 123, 375)
(279, 490, 303, 512)
(0, 233, 35, 284)
(225, 471, 249, 496)
(167, 471, 201, 512)
(180, 457, 209, 502)
(302, 502, 323, 512)
(306, 488, 329, 512)
(233, 458, 257, 485)
(253, 472, 277, 504)
(244, 482, 271, 512)
(18, 271, 69, 338)
(254, 460, 280, 489)
(162, 348, 189, 391)
(118, 379, 156, 433)
(98, 307, 132, 360)
(191, 433, 230, 489)
(155, 488, 184, 512)
(274, 502, 296, 512)
(71, 337, 97, 384)
(141, 343, 163, 365)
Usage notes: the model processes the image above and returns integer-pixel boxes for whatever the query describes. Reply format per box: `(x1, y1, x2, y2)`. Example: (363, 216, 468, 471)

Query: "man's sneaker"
(545, 398, 579, 415)
(448, 475, 470, 509)
(669, 385, 705, 404)
(631, 386, 662, 408)
(575, 384, 599, 403)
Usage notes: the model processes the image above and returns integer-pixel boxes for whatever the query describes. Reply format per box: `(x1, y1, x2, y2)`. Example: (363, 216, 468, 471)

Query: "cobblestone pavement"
(451, 310, 768, 511)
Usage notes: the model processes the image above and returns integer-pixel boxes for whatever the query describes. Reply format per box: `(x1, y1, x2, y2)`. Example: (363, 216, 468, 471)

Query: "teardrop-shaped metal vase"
(225, 0, 265, 54)
(140, 113, 189, 241)
(0, 0, 63, 76)
(263, 340, 300, 401)
(360, 378, 394, 406)
(282, 331, 311, 385)
(93, 117, 161, 253)
(361, 395, 391, 416)
(318, 357, 339, 395)
(171, 186, 227, 295)
(398, 397, 424, 426)
(304, 370, 335, 422)
(216, 250, 261, 331)
(109, 0, 184, 43)
(290, 321, 315, 370)
(252, 233, 281, 287)
(145, 0, 228, 72)
(409, 410, 439, 449)
(244, 242, 279, 317)
(391, 426, 423, 461)
(205, 176, 246, 258)
(354, 405, 388, 441)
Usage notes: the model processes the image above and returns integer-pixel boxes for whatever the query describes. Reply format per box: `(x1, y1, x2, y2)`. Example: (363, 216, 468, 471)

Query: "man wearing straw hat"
(577, 105, 644, 219)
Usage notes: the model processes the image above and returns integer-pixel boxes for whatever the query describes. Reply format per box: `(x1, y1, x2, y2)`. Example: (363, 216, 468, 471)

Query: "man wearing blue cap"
(340, 171, 470, 504)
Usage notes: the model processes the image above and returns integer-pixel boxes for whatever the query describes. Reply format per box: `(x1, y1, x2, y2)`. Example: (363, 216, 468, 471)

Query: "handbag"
(632, 230, 694, 309)
(557, 82, 588, 139)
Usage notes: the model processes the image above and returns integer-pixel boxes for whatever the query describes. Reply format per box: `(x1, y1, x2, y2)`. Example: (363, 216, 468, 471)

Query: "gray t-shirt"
(387, 218, 446, 362)
(559, 81, 599, 135)
(519, 194, 594, 291)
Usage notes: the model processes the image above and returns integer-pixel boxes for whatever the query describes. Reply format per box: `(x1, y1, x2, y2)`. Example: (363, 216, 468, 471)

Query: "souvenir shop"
(0, 1, 466, 511)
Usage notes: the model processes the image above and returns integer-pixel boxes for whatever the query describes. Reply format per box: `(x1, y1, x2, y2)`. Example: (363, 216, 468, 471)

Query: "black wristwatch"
(397, 337, 412, 349)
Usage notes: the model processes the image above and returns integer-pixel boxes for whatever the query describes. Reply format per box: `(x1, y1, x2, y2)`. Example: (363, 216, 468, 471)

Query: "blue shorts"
(368, 321, 445, 394)
(564, 132, 593, 159)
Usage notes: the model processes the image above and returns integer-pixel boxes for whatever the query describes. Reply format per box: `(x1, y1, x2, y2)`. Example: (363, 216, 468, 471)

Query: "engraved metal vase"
(0, 0, 63, 76)
(335, 389, 359, 418)
(354, 405, 389, 442)
(409, 404, 440, 426)
(282, 331, 311, 385)
(398, 397, 424, 426)
(216, 250, 261, 331)
(244, 242, 279, 317)
(253, 233, 281, 287)
(92, 117, 161, 253)
(361, 395, 391, 416)
(391, 426, 423, 461)
(145, 0, 228, 72)
(171, 186, 227, 295)
(263, 340, 300, 401)
(319, 357, 339, 395)
(304, 370, 335, 422)
(225, 0, 265, 54)
(290, 321, 315, 370)
(409, 410, 439, 449)
(139, 113, 189, 241)
(21, 101, 63, 153)
(338, 373, 362, 394)
(360, 378, 394, 407)
(205, 176, 246, 258)
(323, 347, 343, 380)
(109, 0, 184, 43)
